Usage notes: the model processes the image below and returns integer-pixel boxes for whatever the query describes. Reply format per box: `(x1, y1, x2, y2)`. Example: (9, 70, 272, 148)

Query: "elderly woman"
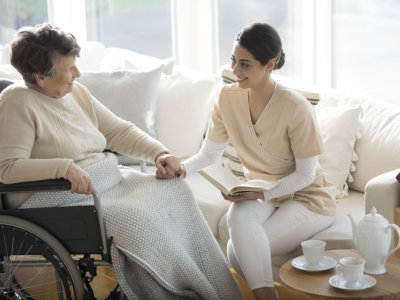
(0, 23, 243, 299)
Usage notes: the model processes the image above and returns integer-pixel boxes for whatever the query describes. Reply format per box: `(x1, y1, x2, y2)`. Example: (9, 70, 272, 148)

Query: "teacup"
(301, 239, 326, 268)
(337, 256, 365, 288)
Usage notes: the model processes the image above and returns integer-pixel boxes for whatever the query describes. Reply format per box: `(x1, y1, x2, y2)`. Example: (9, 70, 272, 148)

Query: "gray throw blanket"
(20, 153, 243, 299)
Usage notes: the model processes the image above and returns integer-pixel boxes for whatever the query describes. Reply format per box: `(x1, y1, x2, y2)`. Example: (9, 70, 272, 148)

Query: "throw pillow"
(99, 47, 175, 75)
(338, 95, 400, 192)
(155, 66, 221, 159)
(77, 66, 162, 137)
(316, 104, 362, 198)
(0, 64, 22, 81)
(76, 41, 106, 71)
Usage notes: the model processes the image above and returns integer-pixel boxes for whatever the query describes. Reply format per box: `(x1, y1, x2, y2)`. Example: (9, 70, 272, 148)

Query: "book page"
(199, 164, 242, 194)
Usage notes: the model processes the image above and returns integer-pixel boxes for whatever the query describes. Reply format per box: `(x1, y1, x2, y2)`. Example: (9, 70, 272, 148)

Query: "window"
(85, 0, 172, 58)
(0, 0, 48, 63)
(218, 0, 300, 79)
(333, 0, 400, 103)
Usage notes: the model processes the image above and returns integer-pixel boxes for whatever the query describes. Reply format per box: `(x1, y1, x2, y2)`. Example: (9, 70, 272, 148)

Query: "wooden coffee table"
(279, 249, 400, 299)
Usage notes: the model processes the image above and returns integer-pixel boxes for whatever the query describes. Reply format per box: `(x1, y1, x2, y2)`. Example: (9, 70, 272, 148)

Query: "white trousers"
(227, 200, 335, 289)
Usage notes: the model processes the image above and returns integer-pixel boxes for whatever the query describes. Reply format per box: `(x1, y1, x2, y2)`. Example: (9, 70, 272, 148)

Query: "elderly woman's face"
(35, 54, 80, 98)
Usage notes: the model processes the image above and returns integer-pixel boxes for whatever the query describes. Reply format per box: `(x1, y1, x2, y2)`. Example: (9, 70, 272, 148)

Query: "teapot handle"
(387, 224, 400, 257)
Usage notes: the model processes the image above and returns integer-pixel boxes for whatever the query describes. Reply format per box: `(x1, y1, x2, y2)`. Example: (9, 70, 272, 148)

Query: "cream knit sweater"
(0, 82, 168, 184)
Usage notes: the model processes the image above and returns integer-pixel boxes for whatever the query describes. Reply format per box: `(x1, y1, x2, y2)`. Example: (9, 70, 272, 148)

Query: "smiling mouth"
(237, 77, 248, 83)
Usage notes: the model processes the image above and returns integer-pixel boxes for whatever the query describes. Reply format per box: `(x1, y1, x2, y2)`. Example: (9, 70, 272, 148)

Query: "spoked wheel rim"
(0, 216, 84, 300)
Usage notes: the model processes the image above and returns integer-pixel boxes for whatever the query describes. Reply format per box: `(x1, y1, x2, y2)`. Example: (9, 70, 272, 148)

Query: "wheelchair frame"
(0, 179, 115, 300)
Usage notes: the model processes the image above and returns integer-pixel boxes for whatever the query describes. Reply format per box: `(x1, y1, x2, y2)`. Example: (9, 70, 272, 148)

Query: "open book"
(199, 164, 280, 195)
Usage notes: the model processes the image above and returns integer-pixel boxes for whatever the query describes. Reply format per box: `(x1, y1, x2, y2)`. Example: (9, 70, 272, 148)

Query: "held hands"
(155, 153, 184, 179)
(66, 162, 94, 195)
(221, 191, 265, 203)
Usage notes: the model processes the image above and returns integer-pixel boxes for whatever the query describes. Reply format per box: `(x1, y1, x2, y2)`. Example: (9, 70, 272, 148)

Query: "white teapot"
(348, 207, 400, 274)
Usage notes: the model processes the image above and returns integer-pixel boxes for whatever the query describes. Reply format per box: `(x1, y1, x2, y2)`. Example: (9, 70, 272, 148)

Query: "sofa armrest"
(364, 168, 400, 223)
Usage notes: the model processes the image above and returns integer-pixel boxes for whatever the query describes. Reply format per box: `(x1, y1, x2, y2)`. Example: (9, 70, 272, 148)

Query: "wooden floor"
(93, 267, 294, 300)
(90, 265, 119, 299)
(6, 260, 296, 300)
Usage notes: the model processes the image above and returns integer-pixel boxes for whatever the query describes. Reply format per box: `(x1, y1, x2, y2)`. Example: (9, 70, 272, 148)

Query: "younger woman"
(179, 23, 336, 300)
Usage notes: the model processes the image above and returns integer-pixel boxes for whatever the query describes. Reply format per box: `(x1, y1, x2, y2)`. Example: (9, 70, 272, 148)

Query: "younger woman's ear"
(265, 58, 276, 72)
(34, 73, 47, 87)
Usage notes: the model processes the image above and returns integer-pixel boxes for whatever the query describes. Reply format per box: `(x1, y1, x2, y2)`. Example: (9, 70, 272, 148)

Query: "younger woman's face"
(230, 42, 270, 89)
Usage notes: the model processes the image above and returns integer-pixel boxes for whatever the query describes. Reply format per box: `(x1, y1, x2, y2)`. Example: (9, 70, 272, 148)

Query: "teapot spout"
(348, 213, 358, 248)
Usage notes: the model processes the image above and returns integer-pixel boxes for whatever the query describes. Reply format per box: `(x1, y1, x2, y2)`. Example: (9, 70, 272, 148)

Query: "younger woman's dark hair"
(236, 22, 285, 70)
(10, 23, 80, 84)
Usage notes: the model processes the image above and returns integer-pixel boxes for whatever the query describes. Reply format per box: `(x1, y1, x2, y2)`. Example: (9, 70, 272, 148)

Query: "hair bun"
(274, 50, 285, 70)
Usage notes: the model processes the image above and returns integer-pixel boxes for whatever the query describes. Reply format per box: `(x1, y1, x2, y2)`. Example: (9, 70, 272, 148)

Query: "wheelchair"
(0, 178, 116, 300)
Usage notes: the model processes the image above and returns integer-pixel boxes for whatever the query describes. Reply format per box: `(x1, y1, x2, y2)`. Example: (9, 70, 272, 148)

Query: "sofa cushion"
(316, 104, 361, 198)
(0, 64, 21, 81)
(351, 98, 400, 192)
(99, 47, 175, 75)
(155, 67, 221, 159)
(76, 41, 106, 71)
(324, 95, 400, 192)
(77, 67, 162, 137)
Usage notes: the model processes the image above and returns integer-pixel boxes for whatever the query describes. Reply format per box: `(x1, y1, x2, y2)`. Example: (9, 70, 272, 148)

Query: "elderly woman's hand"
(155, 153, 184, 179)
(66, 162, 94, 195)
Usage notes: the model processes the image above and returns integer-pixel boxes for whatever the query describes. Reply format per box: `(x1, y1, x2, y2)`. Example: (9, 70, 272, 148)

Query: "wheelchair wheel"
(0, 215, 85, 300)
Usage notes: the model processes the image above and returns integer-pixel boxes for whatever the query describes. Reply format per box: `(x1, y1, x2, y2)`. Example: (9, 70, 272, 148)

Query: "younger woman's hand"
(221, 191, 264, 203)
(66, 162, 94, 195)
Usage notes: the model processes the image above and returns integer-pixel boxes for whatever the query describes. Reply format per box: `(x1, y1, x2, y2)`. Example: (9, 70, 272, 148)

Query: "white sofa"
(1, 44, 400, 281)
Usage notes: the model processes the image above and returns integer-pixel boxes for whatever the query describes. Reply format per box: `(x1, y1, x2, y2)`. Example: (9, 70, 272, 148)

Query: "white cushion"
(319, 94, 400, 192)
(155, 66, 221, 159)
(350, 98, 400, 192)
(76, 42, 106, 71)
(99, 47, 174, 74)
(0, 64, 22, 81)
(77, 67, 162, 137)
(316, 103, 362, 198)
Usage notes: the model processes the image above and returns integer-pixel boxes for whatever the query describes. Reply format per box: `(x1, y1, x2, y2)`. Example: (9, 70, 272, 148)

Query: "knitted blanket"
(20, 153, 243, 299)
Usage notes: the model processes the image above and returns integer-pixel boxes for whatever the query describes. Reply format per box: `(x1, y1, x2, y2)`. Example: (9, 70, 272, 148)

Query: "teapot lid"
(363, 207, 387, 223)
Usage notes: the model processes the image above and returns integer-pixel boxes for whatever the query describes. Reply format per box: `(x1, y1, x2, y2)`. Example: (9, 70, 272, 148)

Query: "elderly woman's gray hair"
(10, 23, 80, 84)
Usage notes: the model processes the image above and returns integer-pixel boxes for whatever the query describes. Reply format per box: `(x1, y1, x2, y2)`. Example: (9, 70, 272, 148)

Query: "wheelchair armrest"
(0, 179, 71, 193)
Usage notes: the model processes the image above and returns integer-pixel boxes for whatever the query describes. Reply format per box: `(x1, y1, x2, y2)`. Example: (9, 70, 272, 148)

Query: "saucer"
(329, 274, 376, 291)
(291, 256, 337, 272)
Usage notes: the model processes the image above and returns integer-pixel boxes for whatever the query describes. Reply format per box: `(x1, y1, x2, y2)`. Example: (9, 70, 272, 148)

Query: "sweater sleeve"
(0, 90, 73, 184)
